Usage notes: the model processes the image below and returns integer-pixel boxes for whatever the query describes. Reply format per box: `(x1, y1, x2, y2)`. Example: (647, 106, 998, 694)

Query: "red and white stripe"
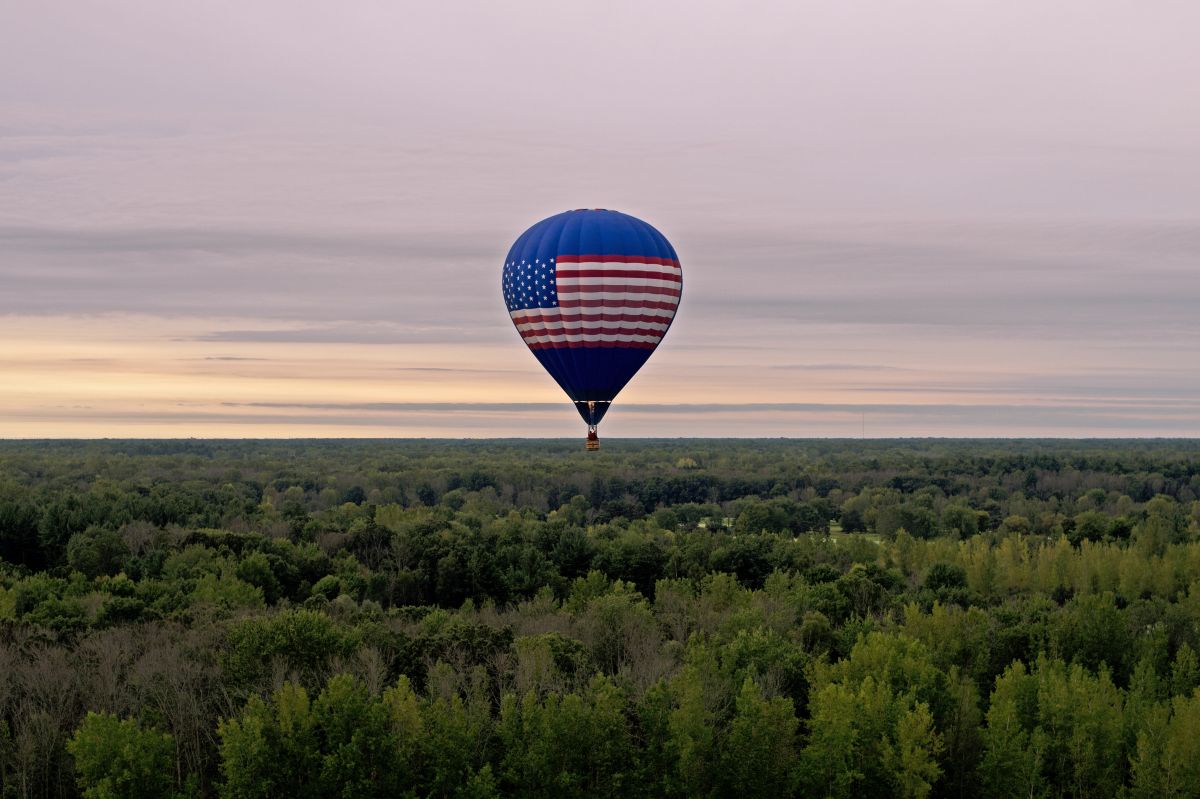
(511, 254, 681, 349)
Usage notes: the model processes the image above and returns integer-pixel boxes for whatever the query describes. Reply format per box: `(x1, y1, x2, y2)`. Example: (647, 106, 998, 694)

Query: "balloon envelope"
(502, 209, 681, 427)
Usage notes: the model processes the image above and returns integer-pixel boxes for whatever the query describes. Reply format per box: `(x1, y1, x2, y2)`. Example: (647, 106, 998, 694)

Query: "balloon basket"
(586, 427, 599, 451)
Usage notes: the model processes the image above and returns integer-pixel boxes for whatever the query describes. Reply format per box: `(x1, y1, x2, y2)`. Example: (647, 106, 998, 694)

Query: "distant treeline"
(1, 439, 1199, 798)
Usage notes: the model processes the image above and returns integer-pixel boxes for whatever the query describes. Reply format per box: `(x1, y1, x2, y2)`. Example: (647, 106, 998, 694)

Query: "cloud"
(768, 363, 908, 372)
(221, 399, 1200, 420)
(5, 217, 1198, 344)
(386, 366, 523, 374)
(0, 224, 497, 259)
(200, 356, 269, 361)
(6, 399, 1196, 437)
(187, 324, 501, 345)
(224, 402, 565, 413)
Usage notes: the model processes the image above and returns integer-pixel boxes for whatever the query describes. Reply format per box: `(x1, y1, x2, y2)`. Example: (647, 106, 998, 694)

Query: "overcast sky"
(2, 1, 1198, 437)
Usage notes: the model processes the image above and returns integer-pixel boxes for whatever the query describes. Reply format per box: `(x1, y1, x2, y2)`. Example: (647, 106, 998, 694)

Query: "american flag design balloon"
(502, 209, 682, 448)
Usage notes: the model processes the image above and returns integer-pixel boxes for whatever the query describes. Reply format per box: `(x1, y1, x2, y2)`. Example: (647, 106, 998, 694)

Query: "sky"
(2, 1, 1198, 438)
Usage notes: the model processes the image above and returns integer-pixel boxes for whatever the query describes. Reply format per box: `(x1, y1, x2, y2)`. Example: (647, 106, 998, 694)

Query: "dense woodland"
(2, 439, 1200, 799)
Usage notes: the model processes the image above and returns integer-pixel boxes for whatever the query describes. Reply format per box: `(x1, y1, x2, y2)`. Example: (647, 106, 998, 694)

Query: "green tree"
(1008, 656, 1125, 799)
(941, 502, 980, 539)
(1170, 644, 1200, 698)
(218, 684, 320, 799)
(884, 702, 943, 799)
(1071, 511, 1111, 543)
(68, 712, 177, 799)
(419, 664, 494, 798)
(978, 662, 1045, 799)
(663, 658, 719, 798)
(66, 527, 130, 578)
(236, 552, 283, 604)
(1133, 496, 1190, 556)
(223, 609, 360, 687)
(498, 676, 633, 799)
(0, 483, 43, 567)
(219, 677, 401, 799)
(1130, 692, 1200, 799)
(191, 571, 264, 612)
(310, 675, 401, 798)
(716, 677, 799, 799)
(799, 682, 863, 799)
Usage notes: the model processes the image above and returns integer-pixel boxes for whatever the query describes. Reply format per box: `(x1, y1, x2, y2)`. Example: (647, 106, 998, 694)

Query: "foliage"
(67, 712, 178, 799)
(0, 439, 1198, 798)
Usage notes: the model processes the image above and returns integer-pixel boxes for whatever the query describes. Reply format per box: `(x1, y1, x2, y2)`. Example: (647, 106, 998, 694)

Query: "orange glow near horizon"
(3, 314, 1197, 438)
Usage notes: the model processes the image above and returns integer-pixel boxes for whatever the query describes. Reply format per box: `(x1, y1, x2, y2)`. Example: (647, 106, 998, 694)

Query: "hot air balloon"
(502, 209, 682, 450)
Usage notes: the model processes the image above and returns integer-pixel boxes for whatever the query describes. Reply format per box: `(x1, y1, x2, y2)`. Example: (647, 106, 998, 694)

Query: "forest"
(1, 438, 1200, 799)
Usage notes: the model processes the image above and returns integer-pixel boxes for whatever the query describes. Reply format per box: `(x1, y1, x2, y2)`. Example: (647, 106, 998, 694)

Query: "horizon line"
(2, 436, 1198, 443)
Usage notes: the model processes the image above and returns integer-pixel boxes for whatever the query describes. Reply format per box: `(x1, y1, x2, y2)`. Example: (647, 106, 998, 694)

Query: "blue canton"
(502, 258, 557, 312)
